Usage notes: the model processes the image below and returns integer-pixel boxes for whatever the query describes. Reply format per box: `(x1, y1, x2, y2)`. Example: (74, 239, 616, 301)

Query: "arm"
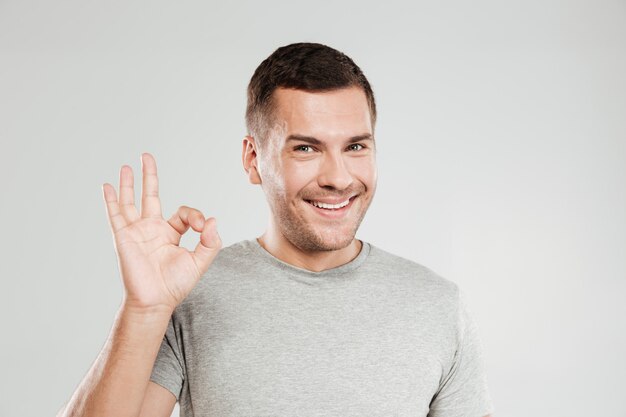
(57, 305, 173, 417)
(428, 289, 494, 417)
(56, 153, 221, 417)
(138, 382, 177, 417)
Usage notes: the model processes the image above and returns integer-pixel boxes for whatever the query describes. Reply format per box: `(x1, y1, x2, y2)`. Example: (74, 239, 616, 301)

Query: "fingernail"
(210, 222, 219, 241)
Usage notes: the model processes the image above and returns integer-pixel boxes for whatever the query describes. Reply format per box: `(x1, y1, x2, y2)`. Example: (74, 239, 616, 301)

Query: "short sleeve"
(149, 314, 185, 401)
(428, 290, 495, 417)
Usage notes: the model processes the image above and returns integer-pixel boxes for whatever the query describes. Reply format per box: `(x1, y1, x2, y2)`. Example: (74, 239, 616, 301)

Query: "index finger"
(140, 152, 162, 218)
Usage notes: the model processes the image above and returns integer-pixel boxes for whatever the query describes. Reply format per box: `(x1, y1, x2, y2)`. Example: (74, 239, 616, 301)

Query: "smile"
(304, 196, 357, 217)
(307, 198, 350, 210)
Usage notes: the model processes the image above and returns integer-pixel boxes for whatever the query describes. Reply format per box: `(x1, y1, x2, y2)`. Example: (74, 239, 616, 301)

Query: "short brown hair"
(245, 42, 376, 145)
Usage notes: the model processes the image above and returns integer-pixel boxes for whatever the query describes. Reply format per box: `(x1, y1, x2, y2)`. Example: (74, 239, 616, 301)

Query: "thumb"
(191, 217, 222, 274)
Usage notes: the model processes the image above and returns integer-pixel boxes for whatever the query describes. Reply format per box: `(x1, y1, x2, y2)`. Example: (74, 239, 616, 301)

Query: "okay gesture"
(102, 153, 221, 313)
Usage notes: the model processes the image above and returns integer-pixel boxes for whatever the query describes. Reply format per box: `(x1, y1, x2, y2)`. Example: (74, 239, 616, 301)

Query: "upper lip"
(306, 195, 357, 205)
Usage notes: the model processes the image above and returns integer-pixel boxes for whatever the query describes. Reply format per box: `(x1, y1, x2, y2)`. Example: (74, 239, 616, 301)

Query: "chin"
(293, 226, 357, 252)
(314, 237, 354, 252)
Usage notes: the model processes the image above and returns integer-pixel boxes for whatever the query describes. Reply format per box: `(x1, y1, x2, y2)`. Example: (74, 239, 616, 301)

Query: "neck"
(257, 229, 362, 273)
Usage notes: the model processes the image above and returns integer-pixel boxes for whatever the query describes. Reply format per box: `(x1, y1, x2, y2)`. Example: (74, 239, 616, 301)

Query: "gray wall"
(1, 1, 624, 416)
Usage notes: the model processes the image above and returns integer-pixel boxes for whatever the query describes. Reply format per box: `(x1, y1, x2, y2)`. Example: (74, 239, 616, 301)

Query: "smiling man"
(247, 86, 377, 269)
(58, 43, 494, 417)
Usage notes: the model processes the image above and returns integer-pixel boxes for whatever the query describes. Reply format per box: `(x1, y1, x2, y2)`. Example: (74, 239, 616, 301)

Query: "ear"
(242, 135, 262, 185)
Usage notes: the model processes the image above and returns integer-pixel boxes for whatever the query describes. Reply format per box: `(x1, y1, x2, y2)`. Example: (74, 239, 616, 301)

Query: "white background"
(1, 1, 624, 416)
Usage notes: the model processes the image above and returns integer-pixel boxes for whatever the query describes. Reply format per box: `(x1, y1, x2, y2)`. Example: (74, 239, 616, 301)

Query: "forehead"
(271, 87, 372, 139)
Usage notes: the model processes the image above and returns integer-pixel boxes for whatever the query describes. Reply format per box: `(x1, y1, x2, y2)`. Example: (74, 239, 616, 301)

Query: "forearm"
(58, 304, 173, 417)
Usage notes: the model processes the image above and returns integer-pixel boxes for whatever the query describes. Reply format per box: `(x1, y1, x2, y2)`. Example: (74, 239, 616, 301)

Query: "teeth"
(309, 198, 351, 210)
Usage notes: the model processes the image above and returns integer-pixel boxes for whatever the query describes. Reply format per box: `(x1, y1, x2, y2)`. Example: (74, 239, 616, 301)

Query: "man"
(58, 43, 494, 417)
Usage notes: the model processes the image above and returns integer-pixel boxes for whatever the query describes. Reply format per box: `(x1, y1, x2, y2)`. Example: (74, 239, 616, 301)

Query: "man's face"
(256, 86, 377, 252)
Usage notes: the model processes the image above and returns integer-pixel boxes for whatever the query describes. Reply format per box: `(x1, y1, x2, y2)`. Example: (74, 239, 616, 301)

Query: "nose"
(317, 152, 353, 191)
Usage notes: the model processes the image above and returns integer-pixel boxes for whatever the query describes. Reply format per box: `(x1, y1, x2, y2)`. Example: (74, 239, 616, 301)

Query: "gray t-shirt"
(150, 239, 494, 416)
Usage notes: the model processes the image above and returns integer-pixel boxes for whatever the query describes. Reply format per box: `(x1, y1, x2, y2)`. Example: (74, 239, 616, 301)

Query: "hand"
(102, 153, 221, 313)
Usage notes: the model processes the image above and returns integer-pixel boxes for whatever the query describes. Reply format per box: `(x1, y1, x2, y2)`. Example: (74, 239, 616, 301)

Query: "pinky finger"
(102, 183, 127, 232)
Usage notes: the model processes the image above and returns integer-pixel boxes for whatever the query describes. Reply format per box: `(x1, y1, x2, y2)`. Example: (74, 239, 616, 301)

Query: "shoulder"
(176, 239, 258, 307)
(365, 242, 461, 302)
(207, 239, 258, 270)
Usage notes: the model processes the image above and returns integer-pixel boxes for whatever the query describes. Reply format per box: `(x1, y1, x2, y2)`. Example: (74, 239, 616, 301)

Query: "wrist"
(119, 300, 174, 322)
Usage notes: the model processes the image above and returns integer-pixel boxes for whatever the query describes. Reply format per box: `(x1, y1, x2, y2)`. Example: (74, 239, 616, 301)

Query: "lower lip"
(305, 196, 357, 219)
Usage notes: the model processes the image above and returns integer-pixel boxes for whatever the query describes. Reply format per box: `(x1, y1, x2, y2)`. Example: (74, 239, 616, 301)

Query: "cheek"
(349, 157, 377, 188)
(261, 157, 289, 196)
(283, 160, 318, 196)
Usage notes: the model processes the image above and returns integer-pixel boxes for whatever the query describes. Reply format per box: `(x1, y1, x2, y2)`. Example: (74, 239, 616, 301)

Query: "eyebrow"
(285, 133, 374, 145)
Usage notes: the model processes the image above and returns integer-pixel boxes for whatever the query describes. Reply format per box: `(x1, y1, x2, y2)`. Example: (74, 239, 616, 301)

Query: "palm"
(113, 218, 197, 310)
(102, 153, 221, 312)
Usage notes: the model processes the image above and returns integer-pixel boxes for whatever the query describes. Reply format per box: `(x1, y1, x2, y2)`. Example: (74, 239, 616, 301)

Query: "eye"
(295, 145, 314, 153)
(347, 143, 364, 151)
